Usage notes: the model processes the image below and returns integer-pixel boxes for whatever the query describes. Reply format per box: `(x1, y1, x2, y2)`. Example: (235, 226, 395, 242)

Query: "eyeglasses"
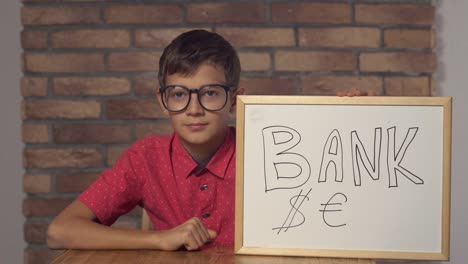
(159, 84, 233, 112)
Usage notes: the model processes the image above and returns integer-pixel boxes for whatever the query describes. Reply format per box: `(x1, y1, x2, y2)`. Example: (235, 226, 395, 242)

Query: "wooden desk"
(52, 247, 376, 264)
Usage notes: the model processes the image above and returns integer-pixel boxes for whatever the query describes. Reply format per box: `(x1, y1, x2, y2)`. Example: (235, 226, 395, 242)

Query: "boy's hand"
(157, 217, 217, 251)
(337, 87, 376, 97)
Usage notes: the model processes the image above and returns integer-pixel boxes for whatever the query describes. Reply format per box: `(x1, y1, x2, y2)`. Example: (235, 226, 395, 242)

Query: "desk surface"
(52, 247, 376, 264)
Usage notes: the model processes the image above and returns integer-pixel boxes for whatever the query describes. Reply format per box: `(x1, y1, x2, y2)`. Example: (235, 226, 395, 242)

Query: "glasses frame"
(159, 84, 233, 112)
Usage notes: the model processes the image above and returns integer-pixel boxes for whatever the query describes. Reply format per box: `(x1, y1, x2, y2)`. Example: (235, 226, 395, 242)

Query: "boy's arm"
(47, 200, 216, 251)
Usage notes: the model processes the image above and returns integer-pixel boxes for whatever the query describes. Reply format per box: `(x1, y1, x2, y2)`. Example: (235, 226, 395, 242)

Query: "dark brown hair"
(158, 30, 241, 88)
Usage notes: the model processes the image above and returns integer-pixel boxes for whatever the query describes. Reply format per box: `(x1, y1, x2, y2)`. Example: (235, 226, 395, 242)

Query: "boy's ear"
(156, 92, 170, 116)
(235, 87, 245, 96)
(229, 87, 245, 113)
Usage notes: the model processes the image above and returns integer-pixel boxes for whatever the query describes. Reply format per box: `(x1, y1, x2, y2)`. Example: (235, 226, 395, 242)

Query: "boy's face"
(157, 63, 241, 155)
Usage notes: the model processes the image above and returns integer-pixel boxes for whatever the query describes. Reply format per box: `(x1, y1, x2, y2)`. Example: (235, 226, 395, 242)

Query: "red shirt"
(78, 127, 236, 246)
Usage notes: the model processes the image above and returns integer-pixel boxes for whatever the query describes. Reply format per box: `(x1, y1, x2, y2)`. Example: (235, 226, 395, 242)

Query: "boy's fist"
(157, 217, 217, 251)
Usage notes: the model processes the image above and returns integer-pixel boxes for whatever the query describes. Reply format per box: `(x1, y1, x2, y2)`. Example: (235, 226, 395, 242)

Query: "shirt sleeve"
(78, 148, 146, 226)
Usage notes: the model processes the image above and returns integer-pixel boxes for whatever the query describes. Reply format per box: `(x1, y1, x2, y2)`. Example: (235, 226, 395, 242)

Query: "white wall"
(0, 1, 466, 263)
(382, 1, 468, 264)
(434, 0, 468, 263)
(0, 1, 24, 263)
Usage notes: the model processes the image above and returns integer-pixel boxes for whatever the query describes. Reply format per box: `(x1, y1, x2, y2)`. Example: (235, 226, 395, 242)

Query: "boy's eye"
(167, 87, 188, 99)
(173, 92, 185, 98)
(200, 86, 223, 97)
(202, 90, 218, 97)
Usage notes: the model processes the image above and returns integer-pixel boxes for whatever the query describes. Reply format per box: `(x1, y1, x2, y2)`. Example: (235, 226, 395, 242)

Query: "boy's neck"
(182, 143, 219, 165)
(180, 129, 228, 165)
(186, 146, 217, 165)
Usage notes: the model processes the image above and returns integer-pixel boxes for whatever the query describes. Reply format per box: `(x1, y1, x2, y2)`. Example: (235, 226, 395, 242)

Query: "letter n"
(351, 128, 382, 186)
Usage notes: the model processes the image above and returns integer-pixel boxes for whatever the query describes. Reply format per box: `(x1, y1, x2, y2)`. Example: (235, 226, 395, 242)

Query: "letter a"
(262, 126, 311, 192)
(318, 129, 344, 183)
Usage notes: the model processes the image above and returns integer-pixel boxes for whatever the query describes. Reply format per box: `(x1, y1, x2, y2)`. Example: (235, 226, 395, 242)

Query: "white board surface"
(235, 96, 451, 260)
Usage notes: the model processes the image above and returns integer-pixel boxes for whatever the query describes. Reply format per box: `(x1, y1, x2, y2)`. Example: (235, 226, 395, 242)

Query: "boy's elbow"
(47, 220, 67, 249)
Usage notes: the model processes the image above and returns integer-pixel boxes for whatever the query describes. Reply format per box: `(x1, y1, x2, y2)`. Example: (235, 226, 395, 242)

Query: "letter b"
(262, 126, 311, 192)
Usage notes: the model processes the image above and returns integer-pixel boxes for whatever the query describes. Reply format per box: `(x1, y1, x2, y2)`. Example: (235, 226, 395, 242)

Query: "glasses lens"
(199, 85, 228, 111)
(163, 86, 190, 112)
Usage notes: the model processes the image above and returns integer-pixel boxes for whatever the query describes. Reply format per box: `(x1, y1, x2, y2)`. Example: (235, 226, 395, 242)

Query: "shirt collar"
(171, 127, 235, 180)
(204, 127, 235, 179)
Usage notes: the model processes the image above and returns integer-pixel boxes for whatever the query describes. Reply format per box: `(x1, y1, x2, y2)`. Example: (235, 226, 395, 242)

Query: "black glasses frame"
(159, 84, 233, 112)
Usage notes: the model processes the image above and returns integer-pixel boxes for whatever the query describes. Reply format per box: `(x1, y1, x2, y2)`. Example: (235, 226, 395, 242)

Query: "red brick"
(217, 27, 294, 47)
(24, 148, 102, 168)
(105, 5, 182, 24)
(240, 76, 297, 95)
(299, 27, 380, 48)
(384, 29, 434, 49)
(135, 121, 174, 139)
(384, 76, 431, 96)
(301, 75, 382, 95)
(22, 100, 101, 119)
(21, 77, 48, 97)
(56, 172, 100, 193)
(356, 4, 435, 25)
(430, 77, 436, 96)
(24, 248, 62, 264)
(239, 52, 271, 71)
(24, 222, 48, 243)
(135, 28, 209, 48)
(21, 6, 100, 25)
(53, 77, 131, 96)
(52, 29, 130, 48)
(275, 51, 355, 71)
(108, 52, 160, 72)
(22, 124, 49, 143)
(21, 30, 48, 49)
(54, 124, 132, 144)
(187, 3, 266, 23)
(107, 99, 165, 119)
(23, 174, 51, 193)
(24, 53, 105, 73)
(23, 198, 74, 217)
(272, 3, 351, 23)
(107, 145, 129, 166)
(135, 76, 159, 96)
(360, 52, 436, 73)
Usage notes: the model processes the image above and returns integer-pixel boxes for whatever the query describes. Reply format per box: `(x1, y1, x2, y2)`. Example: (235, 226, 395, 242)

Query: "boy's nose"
(185, 93, 204, 115)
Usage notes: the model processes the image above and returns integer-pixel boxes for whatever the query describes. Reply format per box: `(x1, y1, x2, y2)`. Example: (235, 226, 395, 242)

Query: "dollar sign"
(273, 188, 312, 234)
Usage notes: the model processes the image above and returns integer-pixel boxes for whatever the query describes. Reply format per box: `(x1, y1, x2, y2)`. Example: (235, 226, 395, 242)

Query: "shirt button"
(202, 212, 211, 218)
(200, 184, 209, 191)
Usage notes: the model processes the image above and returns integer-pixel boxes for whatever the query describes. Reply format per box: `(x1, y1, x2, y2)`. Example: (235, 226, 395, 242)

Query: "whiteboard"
(235, 96, 451, 260)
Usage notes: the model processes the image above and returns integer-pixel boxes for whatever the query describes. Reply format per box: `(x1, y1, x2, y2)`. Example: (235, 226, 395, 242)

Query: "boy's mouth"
(186, 123, 208, 131)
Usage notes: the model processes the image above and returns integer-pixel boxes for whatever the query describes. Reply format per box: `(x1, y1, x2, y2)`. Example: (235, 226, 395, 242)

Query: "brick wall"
(21, 1, 435, 263)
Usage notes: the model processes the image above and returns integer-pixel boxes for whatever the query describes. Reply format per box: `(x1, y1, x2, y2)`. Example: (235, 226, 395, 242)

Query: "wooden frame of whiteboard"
(234, 96, 451, 261)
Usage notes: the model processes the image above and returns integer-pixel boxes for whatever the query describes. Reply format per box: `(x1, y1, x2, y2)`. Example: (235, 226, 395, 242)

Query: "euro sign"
(319, 192, 348, 228)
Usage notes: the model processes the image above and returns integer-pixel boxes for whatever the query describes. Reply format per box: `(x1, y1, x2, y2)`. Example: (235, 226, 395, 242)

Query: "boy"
(47, 29, 243, 251)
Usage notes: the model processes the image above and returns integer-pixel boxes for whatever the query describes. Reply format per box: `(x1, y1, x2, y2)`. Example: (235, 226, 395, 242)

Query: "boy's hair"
(158, 29, 241, 88)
